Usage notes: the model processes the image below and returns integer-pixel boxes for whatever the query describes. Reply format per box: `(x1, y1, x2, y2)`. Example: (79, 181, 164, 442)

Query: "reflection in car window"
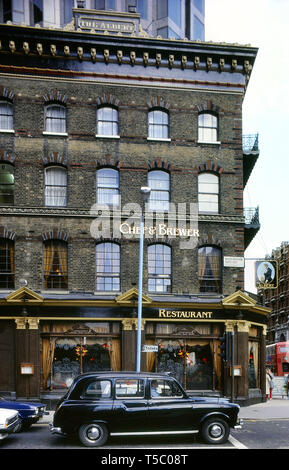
(150, 379, 183, 398)
(83, 380, 111, 398)
(115, 379, 145, 398)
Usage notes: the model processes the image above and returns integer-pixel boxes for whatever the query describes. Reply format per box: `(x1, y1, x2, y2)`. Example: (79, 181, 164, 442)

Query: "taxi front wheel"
(201, 417, 230, 445)
(78, 422, 108, 447)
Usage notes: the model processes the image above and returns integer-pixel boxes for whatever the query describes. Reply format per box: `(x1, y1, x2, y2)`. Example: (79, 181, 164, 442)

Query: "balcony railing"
(242, 134, 259, 153)
(244, 206, 260, 226)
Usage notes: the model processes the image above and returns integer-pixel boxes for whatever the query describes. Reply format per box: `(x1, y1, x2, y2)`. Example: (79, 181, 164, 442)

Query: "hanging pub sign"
(255, 260, 278, 289)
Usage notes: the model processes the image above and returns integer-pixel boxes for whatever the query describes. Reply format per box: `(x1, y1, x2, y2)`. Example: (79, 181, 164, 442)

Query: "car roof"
(73, 371, 174, 381)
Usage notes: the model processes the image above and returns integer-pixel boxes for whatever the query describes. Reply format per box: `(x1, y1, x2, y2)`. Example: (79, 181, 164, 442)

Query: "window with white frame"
(96, 242, 120, 292)
(148, 109, 169, 139)
(96, 168, 119, 206)
(148, 244, 171, 293)
(198, 112, 218, 142)
(198, 173, 219, 213)
(148, 170, 170, 212)
(97, 106, 118, 136)
(44, 166, 67, 206)
(0, 101, 13, 130)
(45, 104, 66, 133)
(44, 239, 68, 290)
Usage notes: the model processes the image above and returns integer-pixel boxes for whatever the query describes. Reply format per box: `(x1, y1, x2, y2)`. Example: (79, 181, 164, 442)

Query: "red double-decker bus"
(266, 342, 289, 376)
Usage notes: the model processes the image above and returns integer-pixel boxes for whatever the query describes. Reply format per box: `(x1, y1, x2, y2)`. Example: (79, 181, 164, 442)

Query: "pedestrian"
(284, 374, 289, 399)
(266, 368, 274, 400)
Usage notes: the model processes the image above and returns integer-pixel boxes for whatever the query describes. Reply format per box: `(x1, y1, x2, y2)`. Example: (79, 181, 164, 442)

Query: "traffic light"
(218, 333, 230, 362)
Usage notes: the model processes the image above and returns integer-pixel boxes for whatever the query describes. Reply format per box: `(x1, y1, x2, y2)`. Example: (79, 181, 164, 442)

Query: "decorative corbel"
(9, 41, 16, 53)
(117, 50, 123, 64)
(168, 54, 174, 68)
(104, 49, 109, 63)
(231, 59, 237, 71)
(156, 53, 161, 67)
(64, 45, 70, 56)
(77, 46, 83, 60)
(206, 57, 212, 70)
(36, 43, 43, 55)
(91, 48, 96, 62)
(143, 52, 149, 66)
(181, 55, 187, 69)
(23, 42, 30, 55)
(50, 44, 57, 56)
(194, 56, 200, 70)
(130, 51, 136, 65)
(219, 58, 225, 71)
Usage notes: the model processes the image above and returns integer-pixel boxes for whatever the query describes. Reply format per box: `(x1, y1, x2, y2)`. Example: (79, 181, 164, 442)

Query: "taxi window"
(82, 380, 111, 399)
(150, 379, 183, 398)
(115, 379, 145, 398)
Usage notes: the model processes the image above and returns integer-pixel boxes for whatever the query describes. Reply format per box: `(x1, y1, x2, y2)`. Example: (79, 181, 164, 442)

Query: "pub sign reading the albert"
(255, 260, 278, 289)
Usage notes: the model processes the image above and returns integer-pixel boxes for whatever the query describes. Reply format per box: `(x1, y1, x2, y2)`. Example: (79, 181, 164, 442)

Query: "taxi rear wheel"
(201, 417, 230, 445)
(78, 423, 108, 447)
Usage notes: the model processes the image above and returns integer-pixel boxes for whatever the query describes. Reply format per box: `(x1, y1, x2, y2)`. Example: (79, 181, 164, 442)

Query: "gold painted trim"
(6, 286, 44, 304)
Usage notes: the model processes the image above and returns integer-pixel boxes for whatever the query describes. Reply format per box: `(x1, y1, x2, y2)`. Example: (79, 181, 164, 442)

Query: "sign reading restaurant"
(159, 309, 213, 319)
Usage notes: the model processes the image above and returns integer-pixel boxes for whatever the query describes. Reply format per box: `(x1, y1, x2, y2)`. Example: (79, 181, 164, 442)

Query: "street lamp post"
(136, 186, 151, 372)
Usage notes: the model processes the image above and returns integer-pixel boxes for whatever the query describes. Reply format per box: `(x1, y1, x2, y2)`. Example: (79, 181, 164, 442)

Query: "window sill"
(94, 291, 121, 295)
(95, 134, 120, 139)
(197, 140, 221, 145)
(43, 132, 68, 137)
(147, 137, 171, 142)
(0, 129, 15, 134)
(41, 290, 69, 294)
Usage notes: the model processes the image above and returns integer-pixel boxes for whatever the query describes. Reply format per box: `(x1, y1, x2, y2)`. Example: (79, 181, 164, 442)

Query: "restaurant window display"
(41, 321, 121, 390)
(145, 323, 222, 391)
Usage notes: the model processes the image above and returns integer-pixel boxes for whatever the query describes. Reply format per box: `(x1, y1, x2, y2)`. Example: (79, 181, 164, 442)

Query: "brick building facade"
(0, 9, 269, 405)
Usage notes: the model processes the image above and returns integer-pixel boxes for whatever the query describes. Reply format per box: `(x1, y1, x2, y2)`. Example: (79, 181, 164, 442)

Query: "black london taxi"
(49, 371, 242, 447)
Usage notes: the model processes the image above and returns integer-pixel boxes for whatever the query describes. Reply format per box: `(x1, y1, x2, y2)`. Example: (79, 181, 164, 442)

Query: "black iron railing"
(242, 134, 259, 152)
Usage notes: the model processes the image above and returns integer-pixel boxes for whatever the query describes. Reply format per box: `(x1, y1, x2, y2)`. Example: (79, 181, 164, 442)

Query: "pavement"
(40, 398, 289, 425)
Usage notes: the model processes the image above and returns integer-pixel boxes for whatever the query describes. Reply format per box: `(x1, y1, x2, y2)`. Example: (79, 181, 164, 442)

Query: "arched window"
(148, 244, 171, 293)
(148, 170, 170, 212)
(0, 238, 14, 288)
(198, 173, 219, 213)
(97, 106, 118, 136)
(198, 245, 222, 293)
(0, 163, 14, 205)
(96, 242, 120, 292)
(0, 101, 13, 130)
(198, 112, 218, 143)
(44, 166, 67, 206)
(148, 109, 169, 139)
(45, 104, 66, 133)
(44, 240, 68, 289)
(96, 168, 119, 206)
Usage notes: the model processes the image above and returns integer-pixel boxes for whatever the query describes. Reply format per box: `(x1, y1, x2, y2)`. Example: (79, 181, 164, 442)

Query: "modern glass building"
(0, 0, 205, 40)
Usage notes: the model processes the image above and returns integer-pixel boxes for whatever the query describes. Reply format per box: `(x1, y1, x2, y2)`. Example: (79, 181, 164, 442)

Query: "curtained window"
(96, 242, 120, 291)
(0, 238, 14, 288)
(0, 163, 14, 205)
(148, 170, 170, 212)
(44, 240, 68, 289)
(97, 106, 118, 136)
(198, 245, 222, 293)
(198, 172, 219, 213)
(198, 112, 218, 142)
(96, 168, 119, 206)
(45, 104, 66, 133)
(148, 244, 171, 293)
(0, 101, 13, 130)
(44, 166, 67, 206)
(148, 109, 169, 139)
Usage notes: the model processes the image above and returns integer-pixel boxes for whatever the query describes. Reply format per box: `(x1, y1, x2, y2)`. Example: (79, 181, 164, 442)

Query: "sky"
(205, 0, 289, 293)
